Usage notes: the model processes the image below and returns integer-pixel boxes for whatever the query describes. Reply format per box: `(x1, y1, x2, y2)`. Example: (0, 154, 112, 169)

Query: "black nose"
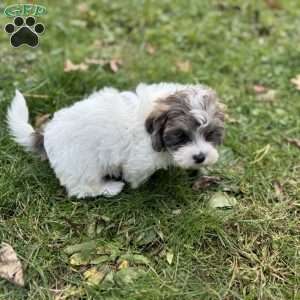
(193, 153, 206, 164)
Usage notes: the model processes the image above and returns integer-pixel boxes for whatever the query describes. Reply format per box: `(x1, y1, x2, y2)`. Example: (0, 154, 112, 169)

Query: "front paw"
(102, 181, 125, 197)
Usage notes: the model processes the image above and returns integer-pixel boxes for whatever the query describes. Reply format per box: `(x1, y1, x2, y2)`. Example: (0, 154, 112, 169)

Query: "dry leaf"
(35, 113, 51, 129)
(64, 59, 88, 72)
(192, 176, 221, 191)
(118, 254, 150, 265)
(85, 58, 105, 65)
(208, 192, 237, 209)
(291, 75, 300, 90)
(224, 113, 239, 124)
(64, 241, 98, 255)
(114, 268, 143, 286)
(0, 243, 24, 286)
(257, 89, 277, 102)
(166, 252, 174, 265)
(109, 59, 122, 73)
(53, 286, 85, 300)
(84, 267, 106, 285)
(77, 3, 89, 13)
(285, 138, 300, 149)
(69, 253, 89, 266)
(145, 44, 156, 55)
(117, 260, 129, 270)
(253, 84, 268, 94)
(264, 0, 282, 9)
(176, 60, 191, 73)
(90, 255, 110, 265)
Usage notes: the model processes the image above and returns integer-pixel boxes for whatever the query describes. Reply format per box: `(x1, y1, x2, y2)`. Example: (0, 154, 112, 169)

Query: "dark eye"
(164, 130, 191, 148)
(205, 128, 224, 145)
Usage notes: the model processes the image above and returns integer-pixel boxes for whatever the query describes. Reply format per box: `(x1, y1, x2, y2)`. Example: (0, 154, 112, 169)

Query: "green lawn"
(0, 0, 300, 299)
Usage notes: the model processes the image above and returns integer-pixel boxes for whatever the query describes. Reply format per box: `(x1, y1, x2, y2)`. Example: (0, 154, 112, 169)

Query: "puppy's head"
(145, 87, 224, 169)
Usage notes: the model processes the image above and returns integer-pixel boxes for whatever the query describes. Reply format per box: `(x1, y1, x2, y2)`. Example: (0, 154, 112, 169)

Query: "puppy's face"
(145, 87, 224, 169)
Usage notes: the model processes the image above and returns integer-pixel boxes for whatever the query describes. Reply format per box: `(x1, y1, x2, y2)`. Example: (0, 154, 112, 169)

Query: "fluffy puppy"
(7, 83, 224, 198)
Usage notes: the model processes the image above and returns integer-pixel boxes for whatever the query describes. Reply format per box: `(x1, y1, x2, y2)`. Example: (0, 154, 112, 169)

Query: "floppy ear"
(145, 110, 168, 152)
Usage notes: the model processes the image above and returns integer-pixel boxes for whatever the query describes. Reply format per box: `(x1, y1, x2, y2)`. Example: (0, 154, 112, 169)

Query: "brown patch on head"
(145, 88, 225, 152)
(202, 121, 224, 145)
(192, 88, 225, 145)
(145, 91, 198, 151)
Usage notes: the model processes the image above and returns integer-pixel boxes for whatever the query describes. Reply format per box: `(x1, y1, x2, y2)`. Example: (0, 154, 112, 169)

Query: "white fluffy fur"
(173, 136, 219, 169)
(7, 90, 35, 151)
(7, 83, 221, 198)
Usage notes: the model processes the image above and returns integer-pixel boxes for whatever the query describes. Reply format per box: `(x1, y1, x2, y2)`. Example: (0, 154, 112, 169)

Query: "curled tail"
(7, 90, 46, 158)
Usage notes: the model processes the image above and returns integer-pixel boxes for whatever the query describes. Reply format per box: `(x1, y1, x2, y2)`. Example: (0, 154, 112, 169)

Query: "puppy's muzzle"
(193, 152, 206, 164)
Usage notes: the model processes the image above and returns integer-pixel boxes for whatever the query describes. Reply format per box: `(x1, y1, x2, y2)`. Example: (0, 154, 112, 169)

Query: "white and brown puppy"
(7, 83, 224, 198)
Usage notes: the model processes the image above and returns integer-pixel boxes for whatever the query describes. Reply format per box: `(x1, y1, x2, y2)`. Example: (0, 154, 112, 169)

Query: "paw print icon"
(4, 16, 45, 48)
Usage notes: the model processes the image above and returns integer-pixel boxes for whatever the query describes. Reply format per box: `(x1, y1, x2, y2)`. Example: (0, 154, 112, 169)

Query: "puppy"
(7, 83, 224, 198)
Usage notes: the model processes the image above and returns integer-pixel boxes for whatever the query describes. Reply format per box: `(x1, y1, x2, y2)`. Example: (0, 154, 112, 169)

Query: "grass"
(0, 0, 300, 299)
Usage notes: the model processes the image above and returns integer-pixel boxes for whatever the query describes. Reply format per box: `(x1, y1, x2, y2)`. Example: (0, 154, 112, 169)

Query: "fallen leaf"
(145, 44, 156, 55)
(85, 58, 105, 65)
(253, 84, 268, 94)
(291, 75, 300, 90)
(114, 268, 144, 286)
(257, 89, 277, 102)
(100, 270, 115, 288)
(118, 254, 150, 266)
(208, 192, 237, 209)
(109, 59, 122, 73)
(285, 138, 300, 149)
(64, 241, 98, 255)
(176, 60, 191, 73)
(77, 3, 89, 13)
(264, 0, 282, 9)
(96, 245, 117, 256)
(117, 260, 129, 270)
(166, 252, 174, 265)
(69, 252, 90, 266)
(90, 255, 110, 265)
(84, 267, 106, 285)
(64, 59, 88, 72)
(192, 176, 221, 191)
(35, 113, 51, 129)
(53, 286, 85, 300)
(0, 243, 24, 286)
(224, 112, 239, 124)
